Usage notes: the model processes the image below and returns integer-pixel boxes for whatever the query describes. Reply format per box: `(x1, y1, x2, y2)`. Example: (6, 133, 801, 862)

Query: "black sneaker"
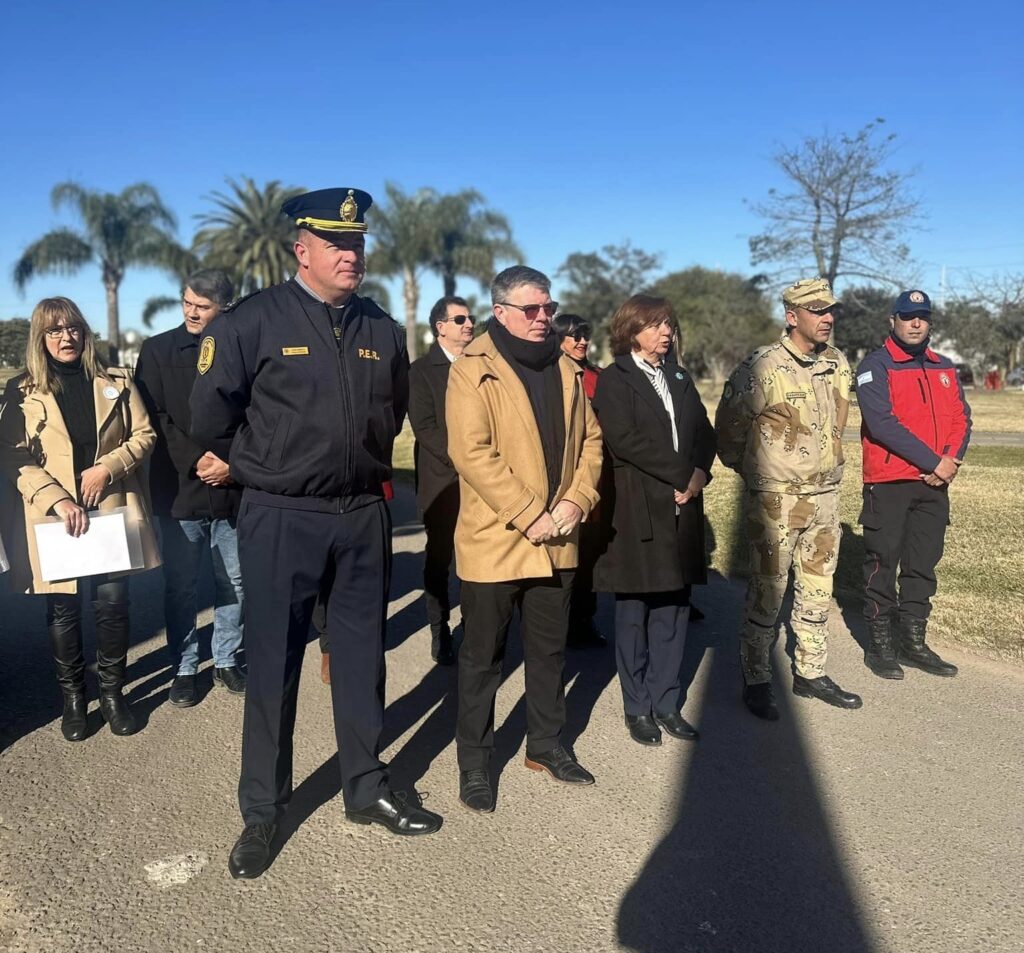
(214, 666, 247, 695)
(169, 673, 198, 708)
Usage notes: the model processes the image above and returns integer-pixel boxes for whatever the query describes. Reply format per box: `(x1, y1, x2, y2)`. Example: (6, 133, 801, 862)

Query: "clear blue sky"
(1, 0, 1021, 335)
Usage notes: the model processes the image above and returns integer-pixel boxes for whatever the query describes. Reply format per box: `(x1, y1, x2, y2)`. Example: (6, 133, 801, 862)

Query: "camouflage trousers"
(740, 489, 841, 684)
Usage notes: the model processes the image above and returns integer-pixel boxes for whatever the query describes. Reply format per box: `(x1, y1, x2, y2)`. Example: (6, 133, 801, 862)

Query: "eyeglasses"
(498, 301, 558, 319)
(45, 325, 84, 340)
(445, 315, 475, 326)
(570, 330, 591, 342)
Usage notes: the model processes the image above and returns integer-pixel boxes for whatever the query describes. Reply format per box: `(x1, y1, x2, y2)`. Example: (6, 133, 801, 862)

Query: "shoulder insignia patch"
(939, 372, 950, 388)
(197, 336, 216, 375)
(722, 380, 734, 401)
(857, 371, 873, 386)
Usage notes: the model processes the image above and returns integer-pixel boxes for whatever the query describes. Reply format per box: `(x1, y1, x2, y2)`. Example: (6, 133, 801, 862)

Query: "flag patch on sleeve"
(857, 371, 873, 386)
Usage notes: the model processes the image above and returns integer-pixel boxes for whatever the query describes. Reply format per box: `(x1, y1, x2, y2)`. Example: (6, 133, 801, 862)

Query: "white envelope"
(33, 506, 144, 583)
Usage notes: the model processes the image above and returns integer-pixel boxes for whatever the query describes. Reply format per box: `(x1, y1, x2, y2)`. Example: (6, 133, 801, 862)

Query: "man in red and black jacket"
(856, 289, 971, 680)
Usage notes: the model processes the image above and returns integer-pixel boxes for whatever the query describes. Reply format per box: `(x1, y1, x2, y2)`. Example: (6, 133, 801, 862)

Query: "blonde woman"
(0, 298, 160, 740)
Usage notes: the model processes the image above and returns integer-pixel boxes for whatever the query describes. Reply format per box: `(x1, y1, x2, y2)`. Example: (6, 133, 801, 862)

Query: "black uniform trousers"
(861, 480, 950, 622)
(236, 496, 391, 824)
(456, 571, 573, 771)
(613, 588, 691, 717)
(422, 483, 459, 628)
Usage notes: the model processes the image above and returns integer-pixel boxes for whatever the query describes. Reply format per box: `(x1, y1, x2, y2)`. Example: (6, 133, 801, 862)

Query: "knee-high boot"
(94, 600, 138, 736)
(47, 600, 88, 742)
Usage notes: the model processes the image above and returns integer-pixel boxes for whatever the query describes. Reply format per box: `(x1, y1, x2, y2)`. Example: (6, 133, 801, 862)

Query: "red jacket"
(856, 337, 972, 483)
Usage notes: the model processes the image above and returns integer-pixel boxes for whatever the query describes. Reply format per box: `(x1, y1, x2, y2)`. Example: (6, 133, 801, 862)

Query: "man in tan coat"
(447, 265, 603, 814)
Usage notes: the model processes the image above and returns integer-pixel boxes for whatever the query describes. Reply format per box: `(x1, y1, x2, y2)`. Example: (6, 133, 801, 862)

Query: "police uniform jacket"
(408, 342, 458, 513)
(189, 281, 408, 507)
(135, 323, 243, 520)
(591, 355, 715, 594)
(0, 369, 161, 595)
(445, 331, 603, 584)
(857, 336, 971, 483)
(715, 332, 851, 495)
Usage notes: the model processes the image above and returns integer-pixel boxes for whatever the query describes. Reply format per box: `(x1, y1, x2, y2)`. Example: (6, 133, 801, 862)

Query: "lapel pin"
(103, 385, 119, 399)
(675, 371, 684, 380)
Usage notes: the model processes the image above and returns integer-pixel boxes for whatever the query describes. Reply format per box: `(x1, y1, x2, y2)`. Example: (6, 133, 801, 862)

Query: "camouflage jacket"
(714, 333, 851, 495)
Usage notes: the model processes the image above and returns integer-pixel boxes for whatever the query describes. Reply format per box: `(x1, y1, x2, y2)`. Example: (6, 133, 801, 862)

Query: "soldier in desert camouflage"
(715, 278, 863, 720)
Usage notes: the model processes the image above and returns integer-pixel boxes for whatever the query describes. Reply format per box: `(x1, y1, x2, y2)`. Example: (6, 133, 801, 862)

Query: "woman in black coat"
(592, 295, 716, 747)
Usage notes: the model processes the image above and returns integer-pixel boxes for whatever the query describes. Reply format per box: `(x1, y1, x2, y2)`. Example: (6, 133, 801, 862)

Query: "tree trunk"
(105, 279, 120, 365)
(443, 269, 456, 297)
(403, 265, 420, 360)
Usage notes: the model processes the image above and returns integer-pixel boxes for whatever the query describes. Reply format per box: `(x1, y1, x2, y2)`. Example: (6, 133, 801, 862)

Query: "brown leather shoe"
(320, 652, 331, 686)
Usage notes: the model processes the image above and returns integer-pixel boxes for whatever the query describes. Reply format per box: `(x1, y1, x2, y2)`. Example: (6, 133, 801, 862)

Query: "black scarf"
(48, 356, 97, 480)
(489, 319, 565, 504)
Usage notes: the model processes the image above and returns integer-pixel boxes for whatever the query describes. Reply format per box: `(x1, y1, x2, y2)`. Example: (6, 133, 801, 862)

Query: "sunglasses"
(569, 330, 591, 342)
(498, 301, 558, 319)
(445, 314, 475, 326)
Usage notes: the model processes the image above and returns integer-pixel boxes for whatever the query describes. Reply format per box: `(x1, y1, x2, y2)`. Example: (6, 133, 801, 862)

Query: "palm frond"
(12, 229, 94, 290)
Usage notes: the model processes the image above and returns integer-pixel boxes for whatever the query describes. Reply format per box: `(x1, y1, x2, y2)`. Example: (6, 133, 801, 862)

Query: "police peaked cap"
(282, 188, 373, 233)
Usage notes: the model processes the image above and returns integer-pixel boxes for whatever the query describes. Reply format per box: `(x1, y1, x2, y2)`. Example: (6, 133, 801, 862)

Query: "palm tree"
(192, 177, 304, 296)
(13, 182, 184, 361)
(367, 184, 440, 360)
(429, 190, 522, 296)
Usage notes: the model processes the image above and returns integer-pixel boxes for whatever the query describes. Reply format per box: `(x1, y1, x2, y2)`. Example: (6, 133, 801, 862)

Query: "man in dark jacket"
(408, 295, 475, 665)
(190, 188, 442, 881)
(856, 290, 970, 680)
(136, 270, 246, 708)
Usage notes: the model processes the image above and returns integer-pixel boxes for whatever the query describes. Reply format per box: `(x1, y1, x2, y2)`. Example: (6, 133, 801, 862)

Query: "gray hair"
(490, 265, 550, 306)
(183, 269, 234, 308)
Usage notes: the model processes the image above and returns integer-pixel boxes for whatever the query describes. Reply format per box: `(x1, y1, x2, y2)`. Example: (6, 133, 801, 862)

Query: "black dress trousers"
(422, 483, 459, 628)
(456, 571, 573, 771)
(236, 496, 391, 824)
(613, 588, 691, 717)
(861, 480, 950, 622)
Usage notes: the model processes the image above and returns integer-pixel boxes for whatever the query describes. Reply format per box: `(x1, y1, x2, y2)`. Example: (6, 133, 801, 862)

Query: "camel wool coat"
(445, 331, 603, 584)
(0, 367, 161, 595)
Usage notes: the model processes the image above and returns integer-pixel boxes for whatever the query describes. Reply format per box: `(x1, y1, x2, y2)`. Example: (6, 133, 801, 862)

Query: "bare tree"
(747, 120, 921, 289)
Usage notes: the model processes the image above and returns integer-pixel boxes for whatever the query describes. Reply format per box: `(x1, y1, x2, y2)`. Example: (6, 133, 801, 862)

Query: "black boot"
(898, 618, 958, 677)
(47, 600, 88, 742)
(864, 614, 904, 680)
(430, 623, 455, 666)
(94, 600, 138, 736)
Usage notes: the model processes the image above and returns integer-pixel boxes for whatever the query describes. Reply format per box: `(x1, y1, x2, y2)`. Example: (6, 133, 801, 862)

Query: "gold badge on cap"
(197, 336, 216, 375)
(339, 190, 358, 223)
(909, 291, 925, 303)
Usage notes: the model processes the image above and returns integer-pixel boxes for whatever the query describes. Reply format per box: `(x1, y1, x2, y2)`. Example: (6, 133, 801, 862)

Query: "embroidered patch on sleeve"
(857, 371, 873, 386)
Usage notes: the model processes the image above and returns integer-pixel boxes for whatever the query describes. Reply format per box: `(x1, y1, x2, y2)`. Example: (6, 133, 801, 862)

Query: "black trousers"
(614, 588, 690, 717)
(861, 481, 950, 622)
(236, 498, 391, 824)
(456, 571, 573, 771)
(569, 523, 599, 632)
(422, 484, 459, 628)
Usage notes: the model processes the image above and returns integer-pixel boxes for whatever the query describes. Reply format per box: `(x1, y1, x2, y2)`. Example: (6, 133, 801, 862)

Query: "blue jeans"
(160, 517, 244, 675)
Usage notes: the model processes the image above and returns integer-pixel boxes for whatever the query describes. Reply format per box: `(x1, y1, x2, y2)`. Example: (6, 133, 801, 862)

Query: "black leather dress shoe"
(654, 710, 699, 741)
(624, 714, 662, 746)
(214, 666, 247, 695)
(458, 769, 494, 813)
(99, 691, 138, 735)
(345, 791, 443, 836)
(228, 822, 276, 880)
(60, 692, 89, 742)
(742, 682, 780, 721)
(792, 674, 863, 709)
(169, 674, 198, 708)
(524, 745, 595, 784)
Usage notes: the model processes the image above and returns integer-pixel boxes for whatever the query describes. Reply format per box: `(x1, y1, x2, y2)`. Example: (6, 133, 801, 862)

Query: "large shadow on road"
(617, 477, 875, 952)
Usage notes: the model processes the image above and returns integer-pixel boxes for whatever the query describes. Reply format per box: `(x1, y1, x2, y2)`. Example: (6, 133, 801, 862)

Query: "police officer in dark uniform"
(190, 188, 443, 881)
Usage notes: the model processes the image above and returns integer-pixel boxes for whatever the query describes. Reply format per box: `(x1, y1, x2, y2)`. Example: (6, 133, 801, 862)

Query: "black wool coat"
(408, 342, 459, 513)
(135, 323, 243, 520)
(591, 355, 716, 594)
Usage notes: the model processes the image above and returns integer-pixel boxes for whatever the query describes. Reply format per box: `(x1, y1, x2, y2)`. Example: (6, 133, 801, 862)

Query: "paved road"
(1, 486, 1021, 953)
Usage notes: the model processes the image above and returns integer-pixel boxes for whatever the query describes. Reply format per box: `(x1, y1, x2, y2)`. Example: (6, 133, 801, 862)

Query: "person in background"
(0, 297, 160, 741)
(592, 296, 714, 746)
(136, 270, 246, 707)
(550, 312, 606, 649)
(408, 295, 475, 666)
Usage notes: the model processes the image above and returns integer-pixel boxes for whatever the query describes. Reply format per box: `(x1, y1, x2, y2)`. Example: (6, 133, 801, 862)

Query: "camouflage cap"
(782, 277, 839, 312)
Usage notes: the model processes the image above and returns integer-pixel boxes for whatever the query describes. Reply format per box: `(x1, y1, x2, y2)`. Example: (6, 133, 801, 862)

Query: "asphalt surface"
(1, 485, 1021, 953)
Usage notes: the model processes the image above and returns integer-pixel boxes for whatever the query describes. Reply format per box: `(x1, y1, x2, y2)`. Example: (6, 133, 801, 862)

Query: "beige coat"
(446, 332, 603, 583)
(0, 368, 161, 595)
